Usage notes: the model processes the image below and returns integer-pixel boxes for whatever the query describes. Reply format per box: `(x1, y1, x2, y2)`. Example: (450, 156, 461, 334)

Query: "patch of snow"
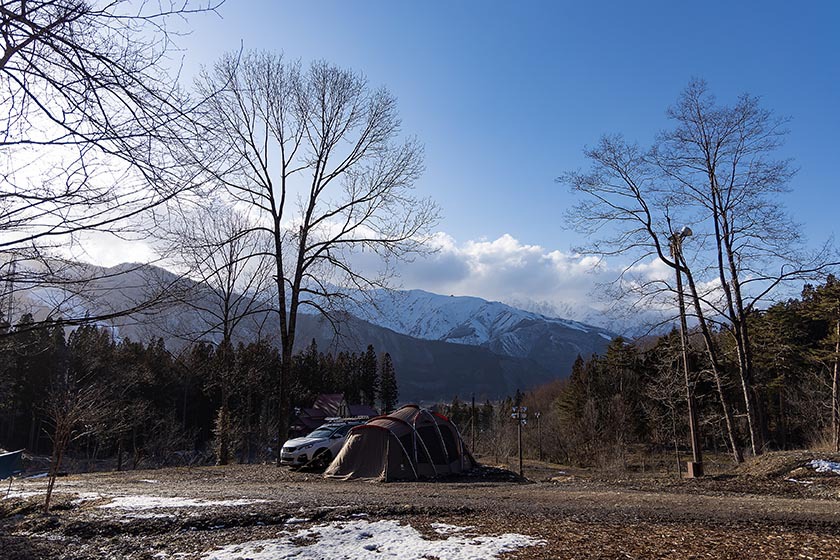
(25, 472, 49, 479)
(808, 460, 840, 475)
(431, 523, 472, 534)
(72, 492, 105, 505)
(201, 519, 544, 560)
(138, 479, 159, 484)
(785, 478, 814, 485)
(286, 517, 309, 524)
(125, 512, 177, 520)
(99, 495, 268, 510)
(2, 490, 41, 500)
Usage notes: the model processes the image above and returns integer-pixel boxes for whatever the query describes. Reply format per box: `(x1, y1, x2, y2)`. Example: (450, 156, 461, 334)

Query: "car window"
(334, 424, 354, 436)
(307, 428, 333, 439)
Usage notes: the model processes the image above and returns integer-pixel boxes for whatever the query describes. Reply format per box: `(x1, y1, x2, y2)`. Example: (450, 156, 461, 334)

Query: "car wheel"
(313, 448, 332, 469)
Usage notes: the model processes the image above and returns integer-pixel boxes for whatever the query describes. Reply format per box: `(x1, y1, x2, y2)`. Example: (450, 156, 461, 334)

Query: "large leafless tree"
(561, 80, 835, 459)
(653, 80, 834, 455)
(0, 0, 221, 333)
(560, 135, 743, 464)
(185, 51, 438, 455)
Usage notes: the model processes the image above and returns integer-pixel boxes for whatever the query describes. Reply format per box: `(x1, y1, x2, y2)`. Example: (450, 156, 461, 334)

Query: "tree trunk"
(833, 317, 840, 452)
(44, 428, 69, 513)
(778, 385, 787, 450)
(682, 261, 743, 464)
(276, 344, 292, 466)
(709, 173, 763, 456)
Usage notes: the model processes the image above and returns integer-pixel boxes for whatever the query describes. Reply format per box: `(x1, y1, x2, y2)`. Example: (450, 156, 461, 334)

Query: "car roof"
(322, 420, 363, 428)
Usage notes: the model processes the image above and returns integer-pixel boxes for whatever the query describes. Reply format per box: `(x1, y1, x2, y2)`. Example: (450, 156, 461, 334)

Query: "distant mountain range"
(12, 262, 615, 402)
(347, 289, 614, 376)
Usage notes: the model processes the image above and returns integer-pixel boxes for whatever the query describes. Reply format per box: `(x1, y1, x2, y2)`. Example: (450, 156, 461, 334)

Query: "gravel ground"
(3, 456, 840, 559)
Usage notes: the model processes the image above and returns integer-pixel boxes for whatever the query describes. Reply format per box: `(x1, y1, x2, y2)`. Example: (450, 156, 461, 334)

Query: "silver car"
(280, 420, 363, 468)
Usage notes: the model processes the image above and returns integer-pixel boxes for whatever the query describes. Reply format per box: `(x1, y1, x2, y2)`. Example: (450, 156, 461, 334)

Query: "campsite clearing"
(2, 458, 840, 559)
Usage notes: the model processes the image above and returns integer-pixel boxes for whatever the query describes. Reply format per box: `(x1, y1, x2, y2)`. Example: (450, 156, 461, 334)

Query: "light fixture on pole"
(511, 406, 527, 477)
(670, 226, 703, 478)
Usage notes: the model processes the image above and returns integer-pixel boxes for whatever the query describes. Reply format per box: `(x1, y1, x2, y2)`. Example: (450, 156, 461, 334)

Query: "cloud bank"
(74, 228, 675, 331)
(392, 232, 615, 323)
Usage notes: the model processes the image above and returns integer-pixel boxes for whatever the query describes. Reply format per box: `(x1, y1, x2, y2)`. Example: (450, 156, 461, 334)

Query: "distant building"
(289, 394, 378, 436)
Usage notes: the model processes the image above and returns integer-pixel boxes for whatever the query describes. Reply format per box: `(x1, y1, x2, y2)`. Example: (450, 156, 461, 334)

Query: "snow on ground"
(785, 478, 814, 485)
(2, 490, 41, 500)
(124, 512, 177, 520)
(808, 460, 840, 475)
(202, 519, 544, 560)
(99, 495, 268, 510)
(431, 522, 472, 534)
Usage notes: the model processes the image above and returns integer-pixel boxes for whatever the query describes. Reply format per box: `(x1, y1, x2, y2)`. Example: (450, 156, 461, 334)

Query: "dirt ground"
(3, 453, 840, 559)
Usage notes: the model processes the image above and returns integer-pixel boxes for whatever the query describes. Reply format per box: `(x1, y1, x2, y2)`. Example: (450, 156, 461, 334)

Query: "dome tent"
(324, 405, 475, 481)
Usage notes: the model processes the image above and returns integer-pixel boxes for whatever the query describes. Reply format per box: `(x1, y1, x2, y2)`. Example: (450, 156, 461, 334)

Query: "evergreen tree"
(800, 275, 840, 449)
(378, 353, 398, 413)
(359, 345, 379, 407)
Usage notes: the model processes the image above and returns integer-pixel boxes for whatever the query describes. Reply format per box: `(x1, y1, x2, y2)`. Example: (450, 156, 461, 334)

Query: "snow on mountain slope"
(348, 289, 615, 376)
(352, 289, 612, 347)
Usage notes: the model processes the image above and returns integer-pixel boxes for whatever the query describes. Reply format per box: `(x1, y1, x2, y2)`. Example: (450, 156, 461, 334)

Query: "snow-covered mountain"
(353, 289, 608, 342)
(349, 289, 615, 376)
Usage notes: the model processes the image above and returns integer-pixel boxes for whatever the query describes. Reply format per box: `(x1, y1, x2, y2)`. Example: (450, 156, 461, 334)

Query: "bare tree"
(43, 368, 104, 513)
(0, 0, 221, 334)
(653, 79, 835, 455)
(561, 81, 836, 459)
(560, 134, 743, 463)
(184, 51, 438, 456)
(161, 200, 273, 464)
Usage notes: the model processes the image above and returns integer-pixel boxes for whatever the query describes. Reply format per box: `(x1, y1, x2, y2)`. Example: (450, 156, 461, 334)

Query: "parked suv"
(280, 418, 366, 468)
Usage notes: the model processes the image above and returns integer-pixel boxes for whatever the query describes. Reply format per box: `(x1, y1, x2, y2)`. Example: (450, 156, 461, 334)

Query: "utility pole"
(511, 405, 527, 477)
(471, 393, 476, 451)
(671, 227, 703, 478)
(535, 411, 542, 462)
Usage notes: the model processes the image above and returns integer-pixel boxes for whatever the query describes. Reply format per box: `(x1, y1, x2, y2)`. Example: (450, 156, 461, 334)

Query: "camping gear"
(324, 405, 474, 481)
(1, 449, 24, 497)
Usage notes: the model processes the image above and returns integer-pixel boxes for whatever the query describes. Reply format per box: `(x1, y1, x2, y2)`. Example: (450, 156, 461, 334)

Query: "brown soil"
(2, 453, 840, 559)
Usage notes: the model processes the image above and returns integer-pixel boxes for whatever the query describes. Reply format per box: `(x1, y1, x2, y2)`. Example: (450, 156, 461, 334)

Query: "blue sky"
(163, 0, 839, 319)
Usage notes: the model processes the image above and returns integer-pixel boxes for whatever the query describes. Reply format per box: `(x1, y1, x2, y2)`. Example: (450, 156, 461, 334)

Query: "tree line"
(0, 317, 398, 473)
(448, 276, 840, 470)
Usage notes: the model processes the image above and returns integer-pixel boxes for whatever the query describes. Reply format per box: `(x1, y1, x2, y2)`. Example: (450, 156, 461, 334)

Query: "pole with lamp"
(670, 226, 704, 478)
(511, 406, 527, 477)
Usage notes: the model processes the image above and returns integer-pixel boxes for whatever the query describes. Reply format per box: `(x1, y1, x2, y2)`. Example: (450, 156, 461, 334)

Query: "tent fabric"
(0, 449, 23, 481)
(324, 405, 474, 481)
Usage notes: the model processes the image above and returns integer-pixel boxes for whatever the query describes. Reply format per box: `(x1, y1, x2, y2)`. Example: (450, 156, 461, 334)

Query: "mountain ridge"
(10, 261, 614, 400)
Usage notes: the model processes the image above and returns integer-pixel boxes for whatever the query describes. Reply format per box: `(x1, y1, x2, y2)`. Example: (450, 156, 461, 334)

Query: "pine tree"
(802, 275, 840, 450)
(359, 345, 379, 407)
(378, 353, 398, 413)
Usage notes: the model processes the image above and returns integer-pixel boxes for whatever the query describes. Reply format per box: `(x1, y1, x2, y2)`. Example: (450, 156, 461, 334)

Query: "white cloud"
(393, 232, 614, 322)
(65, 231, 159, 268)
